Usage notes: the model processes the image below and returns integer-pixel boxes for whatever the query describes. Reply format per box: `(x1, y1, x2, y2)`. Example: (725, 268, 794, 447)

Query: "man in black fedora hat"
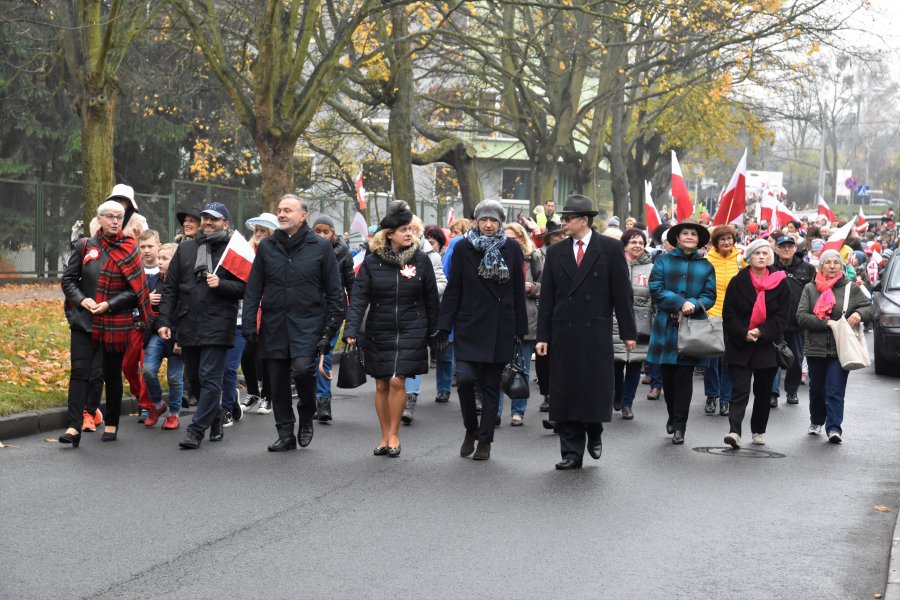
(536, 193, 637, 470)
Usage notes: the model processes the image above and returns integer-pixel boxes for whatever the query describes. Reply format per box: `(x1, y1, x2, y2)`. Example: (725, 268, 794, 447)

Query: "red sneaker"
(82, 411, 96, 432)
(161, 414, 180, 430)
(144, 403, 167, 428)
(91, 409, 104, 427)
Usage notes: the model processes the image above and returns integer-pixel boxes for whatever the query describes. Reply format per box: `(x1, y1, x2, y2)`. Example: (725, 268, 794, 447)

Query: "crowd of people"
(58, 184, 892, 469)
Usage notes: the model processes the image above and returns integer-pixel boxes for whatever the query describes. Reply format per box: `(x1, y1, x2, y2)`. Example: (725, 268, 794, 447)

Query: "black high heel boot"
(101, 428, 118, 442)
(59, 431, 81, 448)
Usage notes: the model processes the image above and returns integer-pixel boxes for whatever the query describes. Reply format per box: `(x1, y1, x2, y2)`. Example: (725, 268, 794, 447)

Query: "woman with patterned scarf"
(436, 200, 528, 461)
(59, 200, 152, 447)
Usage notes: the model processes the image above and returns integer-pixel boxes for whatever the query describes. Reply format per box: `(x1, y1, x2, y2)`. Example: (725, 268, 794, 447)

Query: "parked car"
(873, 253, 900, 375)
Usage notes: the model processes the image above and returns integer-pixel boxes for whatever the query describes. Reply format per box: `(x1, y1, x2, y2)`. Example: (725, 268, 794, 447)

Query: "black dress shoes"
(460, 430, 477, 457)
(555, 458, 583, 470)
(472, 441, 491, 461)
(613, 397, 622, 411)
(542, 420, 558, 432)
(58, 432, 81, 448)
(672, 430, 685, 444)
(268, 436, 298, 452)
(179, 431, 202, 449)
(587, 434, 602, 460)
(298, 419, 314, 447)
(622, 406, 634, 420)
(209, 419, 224, 442)
(666, 421, 675, 435)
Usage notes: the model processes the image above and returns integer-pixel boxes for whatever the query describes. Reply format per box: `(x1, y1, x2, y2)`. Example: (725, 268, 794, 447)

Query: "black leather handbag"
(773, 340, 795, 370)
(500, 343, 530, 399)
(337, 344, 367, 389)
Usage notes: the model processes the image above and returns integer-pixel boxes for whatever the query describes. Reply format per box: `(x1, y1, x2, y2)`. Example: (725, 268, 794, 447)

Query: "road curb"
(0, 398, 143, 441)
(887, 507, 900, 600)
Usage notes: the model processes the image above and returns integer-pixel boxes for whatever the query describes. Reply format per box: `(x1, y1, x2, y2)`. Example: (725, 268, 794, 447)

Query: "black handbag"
(633, 306, 653, 341)
(336, 344, 367, 389)
(500, 343, 531, 399)
(773, 340, 795, 370)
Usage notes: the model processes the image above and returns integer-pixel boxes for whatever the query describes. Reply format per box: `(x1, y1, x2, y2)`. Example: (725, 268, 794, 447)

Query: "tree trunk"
(79, 92, 116, 225)
(447, 145, 483, 218)
(609, 101, 630, 219)
(257, 138, 295, 212)
(530, 151, 557, 210)
(388, 6, 415, 211)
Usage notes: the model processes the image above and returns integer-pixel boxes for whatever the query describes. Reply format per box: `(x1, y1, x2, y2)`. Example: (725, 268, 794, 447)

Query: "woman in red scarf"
(59, 200, 152, 447)
(721, 239, 791, 448)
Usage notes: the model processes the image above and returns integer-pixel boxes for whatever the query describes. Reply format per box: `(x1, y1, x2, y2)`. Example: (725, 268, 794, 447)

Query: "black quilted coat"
(343, 233, 439, 379)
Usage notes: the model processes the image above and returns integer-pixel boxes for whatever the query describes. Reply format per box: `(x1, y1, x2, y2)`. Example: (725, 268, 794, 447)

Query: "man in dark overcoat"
(536, 194, 637, 470)
(242, 195, 345, 452)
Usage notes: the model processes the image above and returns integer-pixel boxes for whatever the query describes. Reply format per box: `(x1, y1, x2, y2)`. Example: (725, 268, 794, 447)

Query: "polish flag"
(354, 172, 367, 211)
(776, 200, 799, 227)
(822, 219, 854, 255)
(352, 249, 366, 275)
(214, 231, 255, 282)
(712, 149, 747, 226)
(350, 211, 368, 243)
(868, 250, 882, 284)
(856, 206, 868, 232)
(817, 195, 836, 223)
(760, 191, 779, 229)
(671, 150, 693, 222)
(446, 207, 455, 227)
(644, 180, 661, 232)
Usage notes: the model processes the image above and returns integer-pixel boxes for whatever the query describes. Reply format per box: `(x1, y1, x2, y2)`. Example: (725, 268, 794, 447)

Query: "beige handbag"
(826, 285, 870, 371)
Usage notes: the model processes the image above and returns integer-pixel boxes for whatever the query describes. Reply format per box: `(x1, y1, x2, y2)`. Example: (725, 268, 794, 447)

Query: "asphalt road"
(1, 363, 898, 600)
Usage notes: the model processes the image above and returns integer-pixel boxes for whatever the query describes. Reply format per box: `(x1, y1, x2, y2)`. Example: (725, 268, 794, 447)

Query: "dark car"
(873, 254, 900, 375)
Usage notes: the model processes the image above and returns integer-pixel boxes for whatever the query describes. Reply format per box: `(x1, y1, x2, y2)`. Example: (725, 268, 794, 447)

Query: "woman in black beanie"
(343, 201, 440, 457)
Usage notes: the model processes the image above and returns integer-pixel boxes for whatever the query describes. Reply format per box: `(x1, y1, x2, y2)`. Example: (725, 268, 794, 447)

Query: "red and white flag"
(671, 150, 693, 222)
(354, 171, 367, 211)
(352, 249, 366, 275)
(868, 250, 882, 285)
(817, 195, 835, 223)
(644, 180, 661, 232)
(856, 206, 868, 232)
(822, 219, 854, 255)
(776, 200, 799, 227)
(446, 207, 455, 227)
(350, 211, 368, 244)
(712, 148, 747, 226)
(214, 231, 255, 282)
(760, 191, 778, 228)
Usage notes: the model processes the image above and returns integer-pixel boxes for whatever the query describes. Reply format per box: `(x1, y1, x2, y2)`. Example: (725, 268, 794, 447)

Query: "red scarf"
(813, 271, 842, 320)
(92, 232, 152, 351)
(749, 269, 786, 329)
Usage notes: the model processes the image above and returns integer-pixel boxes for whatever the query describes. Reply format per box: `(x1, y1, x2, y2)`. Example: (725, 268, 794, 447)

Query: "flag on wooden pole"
(822, 219, 854, 254)
(214, 231, 255, 282)
(671, 150, 694, 222)
(712, 149, 747, 226)
(644, 180, 661, 232)
(817, 195, 835, 223)
(354, 172, 367, 211)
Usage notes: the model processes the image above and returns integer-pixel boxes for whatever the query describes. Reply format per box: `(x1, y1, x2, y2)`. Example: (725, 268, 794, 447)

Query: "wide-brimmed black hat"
(177, 207, 202, 225)
(666, 219, 711, 248)
(542, 221, 565, 240)
(559, 193, 598, 217)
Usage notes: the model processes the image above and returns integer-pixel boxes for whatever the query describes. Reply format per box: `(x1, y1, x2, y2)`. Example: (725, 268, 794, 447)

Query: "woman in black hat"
(436, 199, 528, 461)
(646, 220, 717, 444)
(343, 201, 440, 457)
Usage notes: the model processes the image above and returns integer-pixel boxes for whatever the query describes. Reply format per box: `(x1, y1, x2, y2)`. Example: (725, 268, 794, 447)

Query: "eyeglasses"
(561, 215, 582, 222)
(99, 213, 124, 221)
(627, 239, 645, 245)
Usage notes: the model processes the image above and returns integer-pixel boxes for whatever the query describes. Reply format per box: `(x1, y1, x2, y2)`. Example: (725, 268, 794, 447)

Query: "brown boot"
(473, 441, 491, 461)
(460, 430, 477, 457)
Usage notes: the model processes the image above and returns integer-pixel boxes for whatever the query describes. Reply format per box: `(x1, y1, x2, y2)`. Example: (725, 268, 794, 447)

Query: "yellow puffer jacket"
(705, 247, 745, 317)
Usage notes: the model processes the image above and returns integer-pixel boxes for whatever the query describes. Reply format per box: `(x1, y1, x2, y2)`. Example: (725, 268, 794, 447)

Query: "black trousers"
(558, 421, 603, 461)
(267, 358, 317, 438)
(66, 330, 124, 431)
(661, 364, 695, 432)
(457, 360, 504, 443)
(534, 353, 550, 396)
(240, 338, 269, 398)
(728, 364, 778, 436)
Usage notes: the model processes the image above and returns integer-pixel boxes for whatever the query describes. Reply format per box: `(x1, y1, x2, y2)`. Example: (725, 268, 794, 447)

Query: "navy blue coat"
(437, 237, 528, 364)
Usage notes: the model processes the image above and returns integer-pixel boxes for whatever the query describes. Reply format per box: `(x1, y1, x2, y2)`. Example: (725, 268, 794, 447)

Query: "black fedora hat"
(542, 220, 565, 240)
(559, 193, 598, 217)
(666, 219, 711, 248)
(176, 207, 202, 225)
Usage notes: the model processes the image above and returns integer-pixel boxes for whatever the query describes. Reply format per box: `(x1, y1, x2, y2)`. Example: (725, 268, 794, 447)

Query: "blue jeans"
(315, 331, 340, 399)
(142, 334, 184, 414)
(497, 341, 534, 418)
(405, 374, 422, 395)
(646, 361, 662, 389)
(771, 330, 805, 397)
(222, 331, 247, 412)
(614, 360, 642, 408)
(435, 343, 454, 394)
(182, 345, 228, 438)
(703, 357, 732, 405)
(806, 356, 849, 435)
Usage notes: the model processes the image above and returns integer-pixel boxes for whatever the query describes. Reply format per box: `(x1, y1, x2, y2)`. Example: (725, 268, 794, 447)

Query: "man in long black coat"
(536, 195, 637, 470)
(242, 195, 344, 452)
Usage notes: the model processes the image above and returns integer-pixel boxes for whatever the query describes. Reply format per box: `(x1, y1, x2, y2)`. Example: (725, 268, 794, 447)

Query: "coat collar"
(563, 229, 603, 293)
(463, 238, 504, 300)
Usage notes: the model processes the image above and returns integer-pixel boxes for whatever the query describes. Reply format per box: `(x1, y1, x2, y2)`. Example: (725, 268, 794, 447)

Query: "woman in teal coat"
(646, 220, 716, 444)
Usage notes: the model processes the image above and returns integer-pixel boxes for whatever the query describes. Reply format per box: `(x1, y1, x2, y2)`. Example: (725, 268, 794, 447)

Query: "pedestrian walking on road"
(343, 201, 440, 457)
(158, 202, 246, 450)
(646, 220, 716, 445)
(722, 240, 792, 449)
(796, 250, 873, 444)
(437, 200, 528, 461)
(59, 199, 152, 447)
(536, 194, 636, 470)
(613, 228, 653, 421)
(242, 196, 344, 452)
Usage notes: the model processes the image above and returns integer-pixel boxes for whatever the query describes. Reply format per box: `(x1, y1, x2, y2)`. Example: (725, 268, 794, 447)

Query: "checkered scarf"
(92, 232, 151, 351)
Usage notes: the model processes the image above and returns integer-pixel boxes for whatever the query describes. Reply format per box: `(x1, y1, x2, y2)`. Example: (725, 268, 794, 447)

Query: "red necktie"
(576, 240, 584, 266)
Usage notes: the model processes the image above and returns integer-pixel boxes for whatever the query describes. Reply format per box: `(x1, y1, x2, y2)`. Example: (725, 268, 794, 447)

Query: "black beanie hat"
(380, 200, 414, 230)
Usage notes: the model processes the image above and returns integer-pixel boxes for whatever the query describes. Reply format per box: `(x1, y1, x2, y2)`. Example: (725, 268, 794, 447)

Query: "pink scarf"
(812, 271, 842, 320)
(749, 269, 786, 329)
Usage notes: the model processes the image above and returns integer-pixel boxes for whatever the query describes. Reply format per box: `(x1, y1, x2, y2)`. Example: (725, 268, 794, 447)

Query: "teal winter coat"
(645, 247, 717, 366)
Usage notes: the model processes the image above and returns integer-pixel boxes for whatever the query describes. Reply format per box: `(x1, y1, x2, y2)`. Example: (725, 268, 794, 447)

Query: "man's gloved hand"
(429, 330, 450, 353)
(316, 335, 331, 356)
